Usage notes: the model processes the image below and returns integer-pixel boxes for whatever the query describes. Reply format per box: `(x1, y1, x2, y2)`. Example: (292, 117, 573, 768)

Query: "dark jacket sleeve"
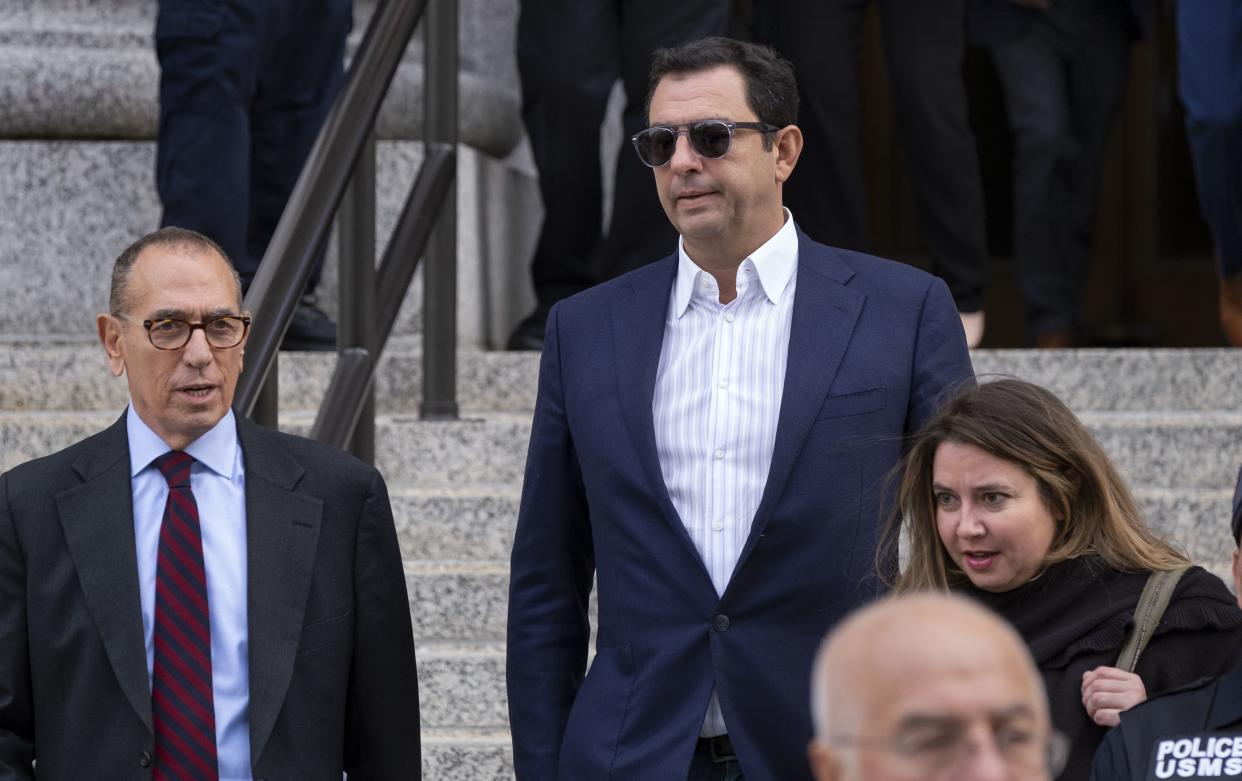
(343, 470, 422, 779)
(906, 275, 975, 433)
(0, 474, 36, 779)
(1133, 568, 1242, 698)
(506, 303, 594, 780)
(1091, 725, 1130, 781)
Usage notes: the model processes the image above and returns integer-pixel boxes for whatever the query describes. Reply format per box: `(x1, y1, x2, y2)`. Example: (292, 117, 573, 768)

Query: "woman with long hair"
(886, 378, 1242, 779)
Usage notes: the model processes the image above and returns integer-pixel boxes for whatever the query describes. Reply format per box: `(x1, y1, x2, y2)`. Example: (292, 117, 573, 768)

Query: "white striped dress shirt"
(652, 211, 798, 737)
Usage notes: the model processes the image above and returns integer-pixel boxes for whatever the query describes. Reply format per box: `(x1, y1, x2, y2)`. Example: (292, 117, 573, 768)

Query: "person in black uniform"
(1092, 465, 1242, 781)
(506, 0, 729, 350)
(155, 0, 352, 351)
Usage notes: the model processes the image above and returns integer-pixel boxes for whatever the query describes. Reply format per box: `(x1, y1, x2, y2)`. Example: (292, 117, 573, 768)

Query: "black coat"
(960, 557, 1242, 781)
(1093, 661, 1242, 780)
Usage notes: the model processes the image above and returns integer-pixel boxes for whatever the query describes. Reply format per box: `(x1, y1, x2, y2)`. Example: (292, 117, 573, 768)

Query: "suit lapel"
(611, 258, 712, 571)
(57, 415, 154, 731)
(237, 419, 323, 765)
(730, 239, 865, 579)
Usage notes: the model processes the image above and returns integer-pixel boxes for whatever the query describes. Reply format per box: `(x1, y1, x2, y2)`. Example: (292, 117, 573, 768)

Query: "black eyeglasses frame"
(133, 315, 252, 351)
(631, 119, 783, 168)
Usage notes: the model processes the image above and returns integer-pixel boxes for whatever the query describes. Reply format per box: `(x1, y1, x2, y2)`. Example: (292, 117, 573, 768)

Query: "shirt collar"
(127, 406, 239, 480)
(672, 207, 799, 317)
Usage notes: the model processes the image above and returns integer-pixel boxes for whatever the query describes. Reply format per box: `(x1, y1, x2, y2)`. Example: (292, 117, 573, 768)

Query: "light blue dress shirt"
(127, 406, 252, 780)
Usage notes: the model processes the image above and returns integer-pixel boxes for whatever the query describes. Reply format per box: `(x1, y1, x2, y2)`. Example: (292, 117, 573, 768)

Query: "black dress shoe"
(281, 297, 337, 352)
(506, 308, 548, 351)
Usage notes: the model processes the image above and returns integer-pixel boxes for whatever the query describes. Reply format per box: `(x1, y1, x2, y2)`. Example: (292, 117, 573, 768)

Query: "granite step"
(416, 641, 506, 729)
(0, 341, 539, 415)
(392, 488, 518, 562)
(0, 0, 522, 156)
(422, 728, 512, 781)
(408, 561, 509, 641)
(4, 345, 1240, 413)
(4, 409, 1239, 493)
(397, 488, 1240, 645)
(0, 139, 540, 347)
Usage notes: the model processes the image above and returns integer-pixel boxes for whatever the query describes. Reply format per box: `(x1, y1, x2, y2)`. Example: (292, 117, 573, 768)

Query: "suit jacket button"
(137, 750, 152, 768)
(712, 614, 731, 632)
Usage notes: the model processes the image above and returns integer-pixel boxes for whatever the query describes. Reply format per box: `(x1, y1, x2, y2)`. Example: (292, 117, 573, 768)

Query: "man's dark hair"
(109, 226, 241, 315)
(644, 36, 799, 151)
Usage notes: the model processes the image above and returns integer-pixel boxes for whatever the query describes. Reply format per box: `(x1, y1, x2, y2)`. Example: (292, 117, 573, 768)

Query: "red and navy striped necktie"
(151, 450, 219, 781)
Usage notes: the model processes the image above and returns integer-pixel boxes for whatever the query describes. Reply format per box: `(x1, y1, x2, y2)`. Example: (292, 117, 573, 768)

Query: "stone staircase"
(2, 342, 1241, 779)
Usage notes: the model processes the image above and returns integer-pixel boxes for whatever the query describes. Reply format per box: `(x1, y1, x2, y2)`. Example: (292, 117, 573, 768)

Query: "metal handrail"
(233, 0, 459, 456)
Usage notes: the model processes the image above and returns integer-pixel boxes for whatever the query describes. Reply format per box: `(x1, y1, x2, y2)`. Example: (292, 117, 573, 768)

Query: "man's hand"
(1081, 666, 1147, 727)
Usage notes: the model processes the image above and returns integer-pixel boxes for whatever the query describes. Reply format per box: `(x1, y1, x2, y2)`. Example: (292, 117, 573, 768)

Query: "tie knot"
(152, 450, 195, 488)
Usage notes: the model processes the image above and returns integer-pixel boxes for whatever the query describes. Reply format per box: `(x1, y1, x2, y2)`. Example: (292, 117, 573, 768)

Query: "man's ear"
(774, 124, 804, 185)
(808, 739, 843, 781)
(96, 313, 126, 377)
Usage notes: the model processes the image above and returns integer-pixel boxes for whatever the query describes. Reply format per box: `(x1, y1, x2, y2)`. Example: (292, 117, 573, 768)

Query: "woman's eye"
(934, 492, 956, 507)
(981, 492, 1005, 505)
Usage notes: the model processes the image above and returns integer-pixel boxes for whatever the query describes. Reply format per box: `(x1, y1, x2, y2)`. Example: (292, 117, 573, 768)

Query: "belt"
(697, 734, 737, 763)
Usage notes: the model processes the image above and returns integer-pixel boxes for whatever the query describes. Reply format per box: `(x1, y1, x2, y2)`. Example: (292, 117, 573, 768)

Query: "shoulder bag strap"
(1115, 566, 1190, 672)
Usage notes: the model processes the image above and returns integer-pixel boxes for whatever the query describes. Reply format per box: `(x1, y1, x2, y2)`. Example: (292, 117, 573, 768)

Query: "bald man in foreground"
(808, 593, 1064, 781)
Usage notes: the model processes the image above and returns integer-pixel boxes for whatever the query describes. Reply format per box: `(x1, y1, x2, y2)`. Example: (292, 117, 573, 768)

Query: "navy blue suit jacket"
(506, 232, 975, 780)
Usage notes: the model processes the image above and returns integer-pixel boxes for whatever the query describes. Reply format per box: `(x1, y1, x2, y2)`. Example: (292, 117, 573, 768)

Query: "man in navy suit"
(506, 37, 974, 781)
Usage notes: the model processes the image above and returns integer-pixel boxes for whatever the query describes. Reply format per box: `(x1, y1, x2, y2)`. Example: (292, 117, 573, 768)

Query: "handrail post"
(420, 0, 459, 420)
(253, 363, 278, 429)
(338, 130, 378, 463)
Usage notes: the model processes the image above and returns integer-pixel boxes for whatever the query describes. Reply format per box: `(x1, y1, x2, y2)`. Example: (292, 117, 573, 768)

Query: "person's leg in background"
(753, 0, 871, 253)
(247, 0, 352, 350)
(880, 0, 990, 347)
(989, 21, 1078, 347)
(155, 0, 262, 275)
(1179, 0, 1242, 345)
(1056, 0, 1129, 345)
(600, 0, 729, 280)
(507, 0, 621, 350)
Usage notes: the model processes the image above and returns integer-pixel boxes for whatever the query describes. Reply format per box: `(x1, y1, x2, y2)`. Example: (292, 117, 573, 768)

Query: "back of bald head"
(810, 593, 1045, 739)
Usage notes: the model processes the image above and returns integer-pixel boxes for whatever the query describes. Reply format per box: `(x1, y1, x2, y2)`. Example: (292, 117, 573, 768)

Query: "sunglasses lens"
(634, 127, 676, 167)
(690, 121, 732, 159)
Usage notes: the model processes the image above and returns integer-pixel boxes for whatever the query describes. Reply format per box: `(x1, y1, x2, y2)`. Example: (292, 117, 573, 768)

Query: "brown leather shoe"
(1221, 272, 1242, 347)
(1034, 328, 1074, 349)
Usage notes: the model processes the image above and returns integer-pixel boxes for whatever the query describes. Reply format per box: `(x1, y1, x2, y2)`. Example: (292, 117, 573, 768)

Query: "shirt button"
(714, 449, 724, 460)
(719, 379, 728, 389)
(725, 313, 735, 323)
(713, 614, 731, 632)
(713, 520, 724, 531)
(137, 751, 152, 768)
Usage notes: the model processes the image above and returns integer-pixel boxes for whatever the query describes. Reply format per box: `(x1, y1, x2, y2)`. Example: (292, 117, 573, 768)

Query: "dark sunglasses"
(631, 119, 782, 168)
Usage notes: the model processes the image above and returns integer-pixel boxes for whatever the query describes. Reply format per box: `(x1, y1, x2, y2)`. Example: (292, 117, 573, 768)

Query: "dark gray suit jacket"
(0, 414, 421, 780)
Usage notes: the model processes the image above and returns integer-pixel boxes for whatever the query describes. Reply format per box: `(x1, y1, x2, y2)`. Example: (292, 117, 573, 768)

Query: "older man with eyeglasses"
(0, 226, 422, 779)
(506, 36, 974, 781)
(809, 593, 1066, 781)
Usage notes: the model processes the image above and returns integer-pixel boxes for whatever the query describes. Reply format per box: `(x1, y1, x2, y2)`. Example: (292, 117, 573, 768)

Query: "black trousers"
(755, 0, 988, 312)
(988, 1, 1129, 339)
(155, 0, 352, 290)
(517, 0, 729, 310)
